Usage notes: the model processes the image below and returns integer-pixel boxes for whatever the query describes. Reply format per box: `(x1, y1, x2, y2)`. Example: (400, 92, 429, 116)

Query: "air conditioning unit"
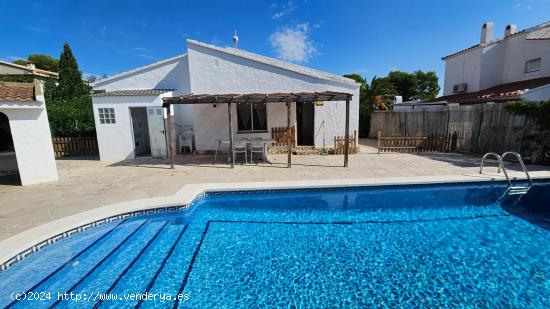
(453, 83, 468, 93)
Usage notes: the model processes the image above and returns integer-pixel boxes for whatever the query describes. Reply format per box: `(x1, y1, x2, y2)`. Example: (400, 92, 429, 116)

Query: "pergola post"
(344, 98, 350, 167)
(166, 104, 175, 169)
(287, 102, 292, 168)
(227, 102, 234, 168)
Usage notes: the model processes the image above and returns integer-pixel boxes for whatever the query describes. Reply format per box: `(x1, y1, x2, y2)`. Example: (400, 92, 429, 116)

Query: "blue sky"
(1, 0, 549, 88)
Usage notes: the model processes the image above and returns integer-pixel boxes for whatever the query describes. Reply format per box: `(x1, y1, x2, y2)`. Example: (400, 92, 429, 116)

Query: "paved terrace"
(1, 139, 549, 240)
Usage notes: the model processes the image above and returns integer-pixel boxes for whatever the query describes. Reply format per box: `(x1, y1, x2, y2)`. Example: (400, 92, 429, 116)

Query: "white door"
(147, 107, 167, 158)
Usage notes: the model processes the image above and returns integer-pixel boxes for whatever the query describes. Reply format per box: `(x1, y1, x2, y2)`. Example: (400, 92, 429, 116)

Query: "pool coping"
(1, 171, 550, 272)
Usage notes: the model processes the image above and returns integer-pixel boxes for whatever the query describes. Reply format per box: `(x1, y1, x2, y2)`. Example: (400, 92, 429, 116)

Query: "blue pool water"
(1, 180, 549, 308)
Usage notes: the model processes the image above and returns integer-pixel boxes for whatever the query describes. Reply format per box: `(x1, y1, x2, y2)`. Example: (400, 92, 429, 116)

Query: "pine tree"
(55, 43, 89, 101)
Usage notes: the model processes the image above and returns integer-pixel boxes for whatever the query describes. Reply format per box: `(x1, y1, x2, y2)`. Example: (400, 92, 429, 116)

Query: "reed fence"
(369, 104, 536, 156)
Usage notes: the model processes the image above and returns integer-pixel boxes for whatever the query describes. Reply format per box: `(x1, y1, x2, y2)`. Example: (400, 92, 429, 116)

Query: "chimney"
(480, 22, 494, 44)
(505, 24, 517, 37)
(26, 61, 36, 70)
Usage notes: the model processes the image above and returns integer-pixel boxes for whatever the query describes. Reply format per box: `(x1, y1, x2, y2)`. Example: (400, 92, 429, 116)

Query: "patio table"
(221, 138, 275, 163)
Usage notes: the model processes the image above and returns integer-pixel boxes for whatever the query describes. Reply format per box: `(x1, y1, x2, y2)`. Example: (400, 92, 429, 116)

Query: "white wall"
(93, 55, 191, 94)
(443, 48, 482, 95)
(92, 55, 194, 161)
(501, 34, 550, 84)
(443, 28, 550, 96)
(187, 42, 359, 150)
(93, 95, 168, 161)
(0, 101, 58, 185)
(522, 84, 550, 101)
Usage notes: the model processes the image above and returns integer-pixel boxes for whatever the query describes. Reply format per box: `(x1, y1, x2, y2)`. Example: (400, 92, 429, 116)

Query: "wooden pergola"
(162, 91, 353, 169)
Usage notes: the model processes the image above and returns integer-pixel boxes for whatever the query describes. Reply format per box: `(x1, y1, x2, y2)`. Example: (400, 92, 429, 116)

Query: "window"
(237, 103, 267, 132)
(525, 58, 541, 73)
(98, 108, 116, 124)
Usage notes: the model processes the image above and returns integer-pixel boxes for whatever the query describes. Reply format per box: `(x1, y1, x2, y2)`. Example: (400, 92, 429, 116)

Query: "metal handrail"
(479, 152, 512, 187)
(501, 151, 533, 188)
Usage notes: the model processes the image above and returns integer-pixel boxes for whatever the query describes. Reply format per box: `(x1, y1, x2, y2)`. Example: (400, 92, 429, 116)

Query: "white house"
(91, 39, 359, 161)
(439, 21, 550, 103)
(0, 81, 58, 185)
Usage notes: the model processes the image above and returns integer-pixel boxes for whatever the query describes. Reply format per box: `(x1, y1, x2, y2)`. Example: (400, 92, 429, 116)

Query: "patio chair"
(214, 139, 229, 163)
(233, 141, 248, 164)
(179, 131, 194, 153)
(250, 141, 265, 164)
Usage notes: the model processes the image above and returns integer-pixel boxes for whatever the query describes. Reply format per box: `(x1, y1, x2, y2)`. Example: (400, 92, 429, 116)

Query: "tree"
(365, 76, 397, 109)
(344, 74, 397, 137)
(55, 43, 90, 101)
(386, 70, 440, 101)
(387, 71, 417, 101)
(44, 43, 94, 137)
(13, 54, 59, 72)
(13, 59, 27, 66)
(414, 70, 440, 101)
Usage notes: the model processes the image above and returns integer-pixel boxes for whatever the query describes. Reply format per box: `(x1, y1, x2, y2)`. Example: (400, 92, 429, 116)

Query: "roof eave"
(91, 54, 188, 88)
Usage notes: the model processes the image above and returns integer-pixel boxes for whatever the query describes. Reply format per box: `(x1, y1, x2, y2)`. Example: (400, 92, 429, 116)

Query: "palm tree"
(365, 76, 397, 110)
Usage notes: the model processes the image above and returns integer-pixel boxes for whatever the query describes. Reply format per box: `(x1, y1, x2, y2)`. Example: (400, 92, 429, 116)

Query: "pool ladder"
(479, 151, 533, 195)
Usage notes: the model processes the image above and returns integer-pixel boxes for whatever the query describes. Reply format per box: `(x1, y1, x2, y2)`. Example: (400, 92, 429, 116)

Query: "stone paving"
(1, 139, 548, 240)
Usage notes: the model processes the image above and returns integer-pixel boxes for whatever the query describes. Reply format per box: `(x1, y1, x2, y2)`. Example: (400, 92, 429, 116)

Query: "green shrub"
(505, 100, 550, 130)
(46, 96, 96, 137)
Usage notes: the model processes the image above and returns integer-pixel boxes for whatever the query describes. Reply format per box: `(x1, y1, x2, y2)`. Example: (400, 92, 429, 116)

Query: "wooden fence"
(271, 126, 296, 146)
(377, 132, 457, 153)
(333, 130, 358, 154)
(369, 104, 537, 156)
(52, 137, 98, 158)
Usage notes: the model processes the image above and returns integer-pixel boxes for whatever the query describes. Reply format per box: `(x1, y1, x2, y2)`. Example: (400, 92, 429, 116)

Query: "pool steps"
(480, 151, 532, 196)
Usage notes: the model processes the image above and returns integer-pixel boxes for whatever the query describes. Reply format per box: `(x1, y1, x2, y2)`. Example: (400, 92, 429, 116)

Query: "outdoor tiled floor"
(0, 139, 548, 240)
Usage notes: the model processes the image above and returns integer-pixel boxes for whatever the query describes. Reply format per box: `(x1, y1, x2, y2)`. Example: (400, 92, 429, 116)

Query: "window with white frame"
(98, 108, 116, 124)
(525, 58, 541, 73)
(237, 103, 267, 132)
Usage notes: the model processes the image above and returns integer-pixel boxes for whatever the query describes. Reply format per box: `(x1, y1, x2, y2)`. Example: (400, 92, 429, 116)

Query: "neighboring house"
(0, 81, 58, 185)
(0, 60, 59, 80)
(438, 21, 550, 103)
(91, 39, 359, 161)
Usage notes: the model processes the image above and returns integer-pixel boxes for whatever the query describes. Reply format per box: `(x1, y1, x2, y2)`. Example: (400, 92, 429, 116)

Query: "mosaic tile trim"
(0, 205, 187, 273)
(203, 180, 513, 197)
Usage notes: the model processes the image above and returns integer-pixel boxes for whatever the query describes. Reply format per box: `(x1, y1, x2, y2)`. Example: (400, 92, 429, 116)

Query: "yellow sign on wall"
(314, 100, 324, 106)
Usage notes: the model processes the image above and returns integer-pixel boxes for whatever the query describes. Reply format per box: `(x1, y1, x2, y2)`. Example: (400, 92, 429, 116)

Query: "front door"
(130, 108, 151, 156)
(296, 102, 315, 146)
(146, 107, 167, 158)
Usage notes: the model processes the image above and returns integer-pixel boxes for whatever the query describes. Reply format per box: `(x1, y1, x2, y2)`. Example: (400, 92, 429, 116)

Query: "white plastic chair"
(250, 141, 265, 163)
(179, 131, 194, 153)
(233, 141, 248, 164)
(214, 139, 229, 163)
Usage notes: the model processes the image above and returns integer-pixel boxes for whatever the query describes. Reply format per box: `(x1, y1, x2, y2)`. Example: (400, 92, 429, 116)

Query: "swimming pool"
(1, 180, 549, 308)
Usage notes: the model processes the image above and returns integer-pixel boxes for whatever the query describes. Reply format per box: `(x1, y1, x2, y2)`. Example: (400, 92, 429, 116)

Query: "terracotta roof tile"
(0, 82, 35, 102)
(435, 76, 550, 103)
(92, 89, 173, 97)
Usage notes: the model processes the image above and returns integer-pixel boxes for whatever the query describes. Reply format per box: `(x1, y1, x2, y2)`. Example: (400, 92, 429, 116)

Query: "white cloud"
(271, 1, 296, 19)
(27, 25, 44, 33)
(269, 23, 317, 63)
(132, 47, 157, 60)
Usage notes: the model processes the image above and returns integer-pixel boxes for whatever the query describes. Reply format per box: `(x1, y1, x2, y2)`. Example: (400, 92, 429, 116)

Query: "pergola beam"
(166, 104, 176, 169)
(227, 102, 234, 168)
(344, 98, 350, 167)
(287, 102, 292, 168)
